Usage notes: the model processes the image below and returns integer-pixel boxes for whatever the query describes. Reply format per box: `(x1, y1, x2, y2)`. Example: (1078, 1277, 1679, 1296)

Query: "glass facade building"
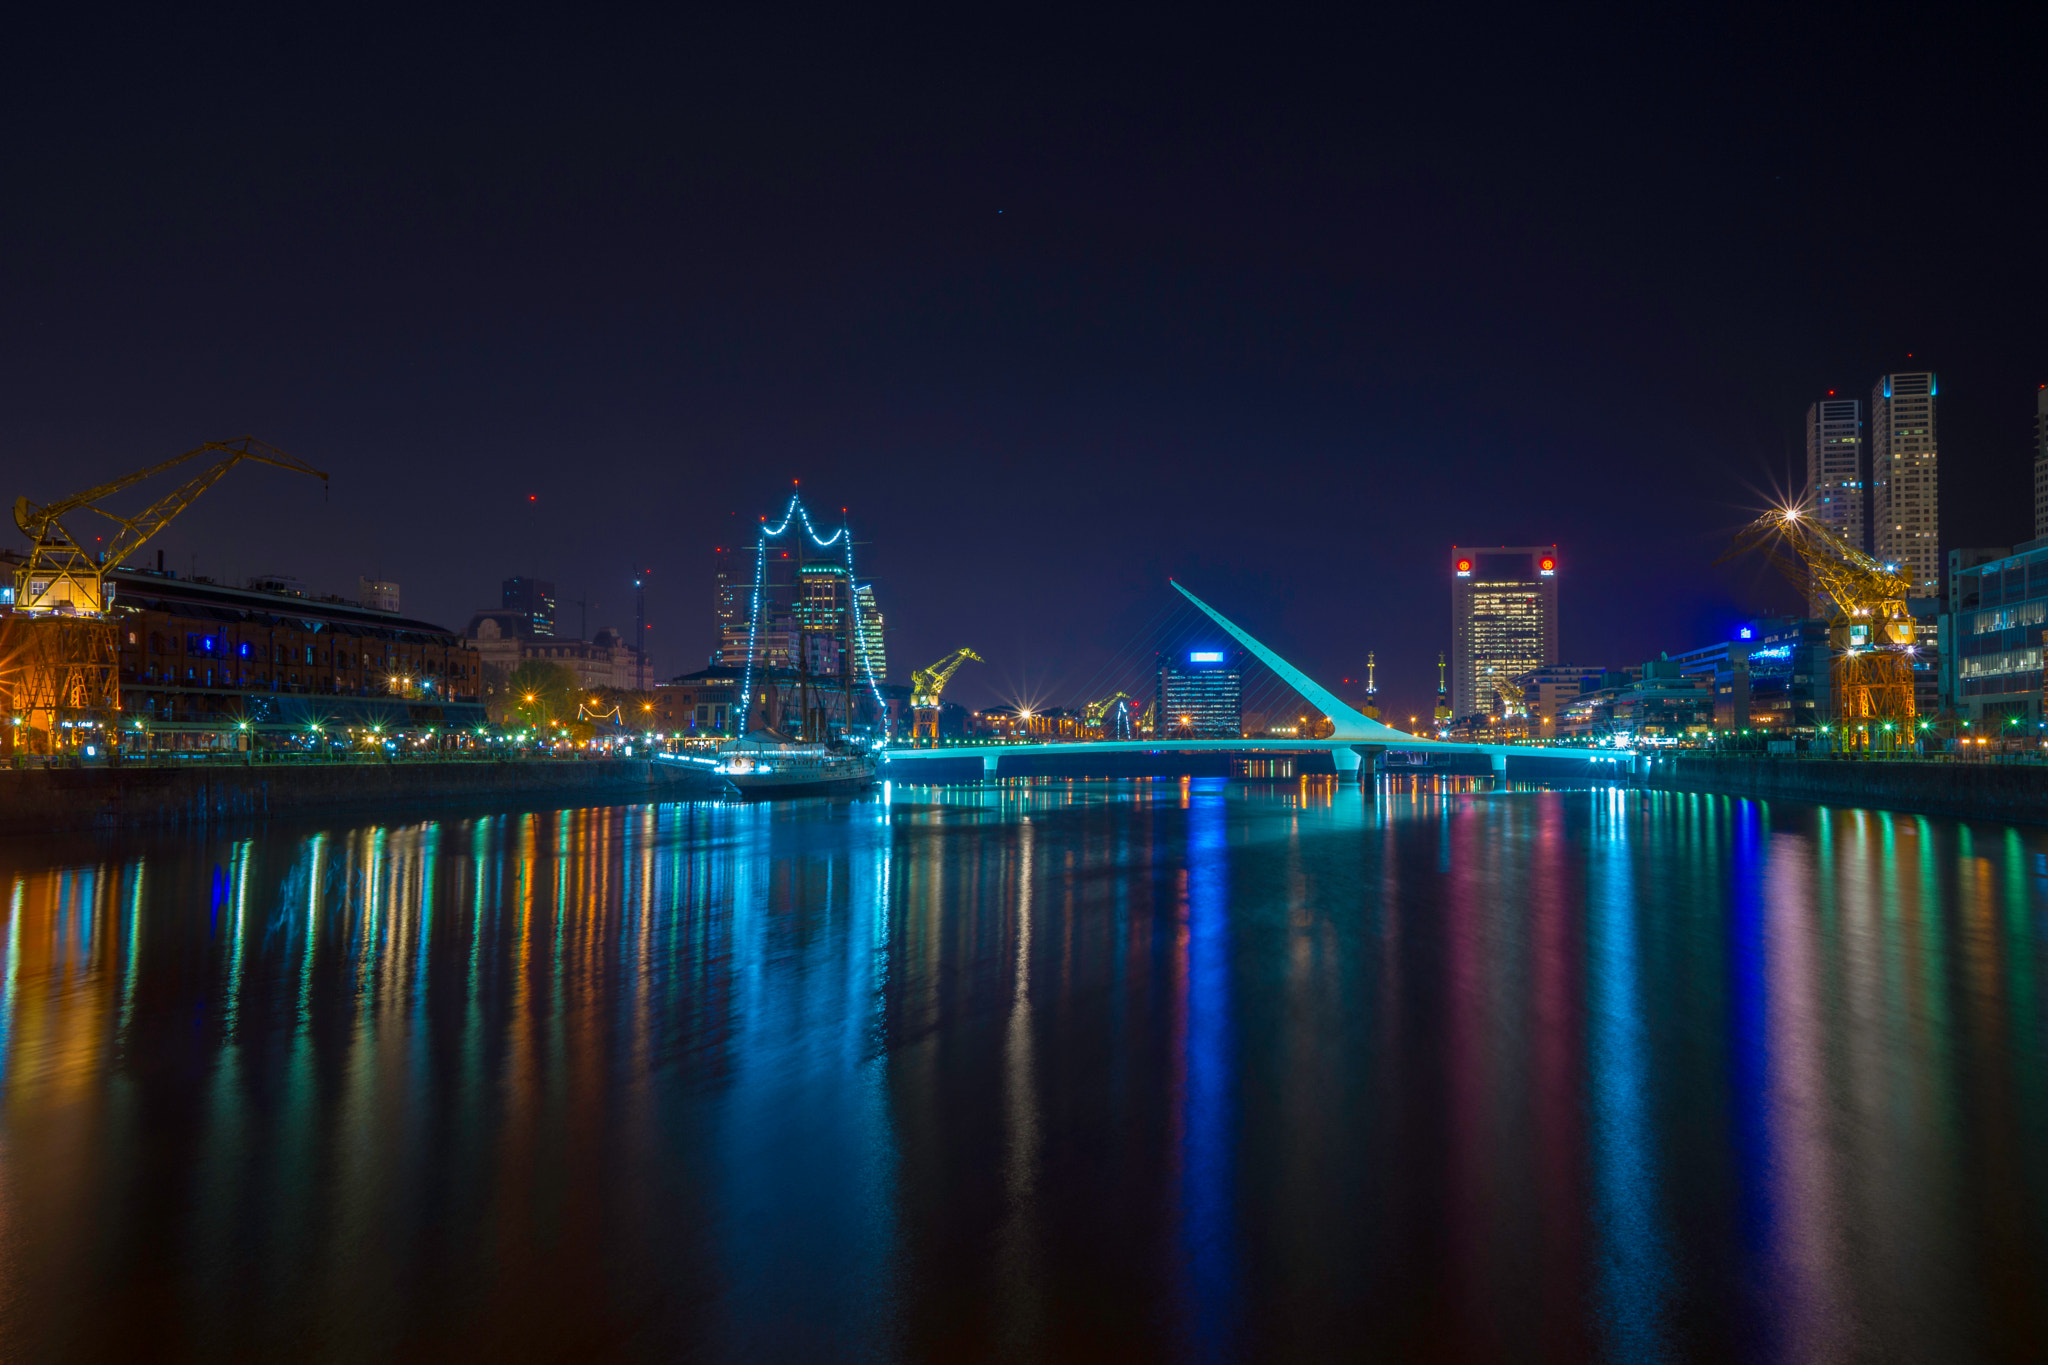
(853, 583, 886, 683)
(1155, 649, 1242, 738)
(1667, 618, 1830, 732)
(2036, 387, 2048, 543)
(1806, 397, 1865, 560)
(1451, 546, 1559, 721)
(714, 544, 797, 670)
(1872, 372, 1940, 596)
(1946, 539, 2048, 723)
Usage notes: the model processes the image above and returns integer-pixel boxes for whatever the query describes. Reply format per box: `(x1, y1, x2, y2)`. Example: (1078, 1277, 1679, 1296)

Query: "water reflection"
(0, 783, 2045, 1361)
(1588, 790, 1668, 1360)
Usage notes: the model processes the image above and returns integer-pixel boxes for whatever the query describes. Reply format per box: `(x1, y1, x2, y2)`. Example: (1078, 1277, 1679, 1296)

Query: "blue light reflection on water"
(1587, 788, 1670, 1361)
(1726, 798, 1772, 1310)
(0, 782, 2046, 1360)
(1176, 782, 1237, 1359)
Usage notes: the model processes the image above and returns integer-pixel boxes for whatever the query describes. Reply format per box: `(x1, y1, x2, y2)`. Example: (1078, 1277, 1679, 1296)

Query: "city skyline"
(3, 12, 2045, 732)
(5, 14, 2048, 1360)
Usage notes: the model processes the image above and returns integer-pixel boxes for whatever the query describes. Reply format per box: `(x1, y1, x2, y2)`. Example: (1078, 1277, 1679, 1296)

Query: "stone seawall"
(1645, 754, 2048, 826)
(0, 760, 732, 836)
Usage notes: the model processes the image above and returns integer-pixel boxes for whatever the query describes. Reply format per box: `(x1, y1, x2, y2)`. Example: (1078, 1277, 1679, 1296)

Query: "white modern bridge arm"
(1169, 579, 1415, 743)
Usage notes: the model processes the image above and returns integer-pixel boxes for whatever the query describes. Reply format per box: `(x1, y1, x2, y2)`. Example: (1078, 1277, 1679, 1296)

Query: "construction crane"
(1084, 690, 1133, 724)
(4, 437, 327, 755)
(1085, 690, 1136, 740)
(909, 647, 981, 739)
(13, 436, 328, 617)
(1723, 503, 1916, 741)
(1483, 663, 1526, 718)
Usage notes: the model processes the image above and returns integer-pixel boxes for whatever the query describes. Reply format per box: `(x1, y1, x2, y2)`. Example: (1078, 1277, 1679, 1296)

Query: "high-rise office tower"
(1156, 648, 1243, 738)
(713, 545, 745, 664)
(2034, 386, 2048, 542)
(1806, 396, 1864, 552)
(1871, 371, 1940, 596)
(795, 562, 851, 677)
(853, 583, 886, 682)
(713, 542, 796, 669)
(1450, 546, 1559, 721)
(501, 576, 555, 638)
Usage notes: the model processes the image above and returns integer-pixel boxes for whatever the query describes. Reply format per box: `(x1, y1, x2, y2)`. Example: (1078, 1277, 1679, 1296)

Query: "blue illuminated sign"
(1738, 627, 1752, 639)
(1750, 646, 1792, 660)
(1189, 651, 1224, 663)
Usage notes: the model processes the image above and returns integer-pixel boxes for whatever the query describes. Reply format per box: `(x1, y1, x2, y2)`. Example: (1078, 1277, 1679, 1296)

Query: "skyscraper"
(1805, 396, 1864, 553)
(712, 545, 745, 664)
(1871, 371, 1940, 596)
(1450, 546, 1559, 721)
(853, 583, 886, 682)
(501, 576, 555, 638)
(1156, 648, 1242, 738)
(794, 562, 851, 677)
(2034, 386, 2048, 542)
(713, 542, 795, 669)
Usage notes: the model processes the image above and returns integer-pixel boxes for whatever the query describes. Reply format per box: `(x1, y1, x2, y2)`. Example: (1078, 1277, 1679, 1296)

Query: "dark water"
(2, 779, 2045, 1362)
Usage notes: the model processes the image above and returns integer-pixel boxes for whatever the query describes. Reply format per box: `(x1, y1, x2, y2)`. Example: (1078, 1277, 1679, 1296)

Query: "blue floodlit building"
(1944, 538, 2048, 725)
(1666, 618, 1831, 732)
(1156, 648, 1242, 738)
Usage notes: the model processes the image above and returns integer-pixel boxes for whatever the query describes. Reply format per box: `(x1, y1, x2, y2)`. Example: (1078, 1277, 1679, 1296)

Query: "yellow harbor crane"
(14, 436, 328, 617)
(909, 647, 981, 739)
(1723, 503, 1916, 743)
(4, 437, 328, 753)
(1483, 663, 1526, 719)
(1084, 690, 1136, 739)
(1084, 690, 1133, 723)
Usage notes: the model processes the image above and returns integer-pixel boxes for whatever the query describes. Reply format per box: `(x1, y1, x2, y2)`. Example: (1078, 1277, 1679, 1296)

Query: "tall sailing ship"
(715, 494, 885, 800)
(717, 732, 881, 799)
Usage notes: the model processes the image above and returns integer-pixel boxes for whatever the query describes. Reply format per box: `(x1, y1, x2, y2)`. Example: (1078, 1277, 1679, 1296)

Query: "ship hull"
(722, 754, 881, 801)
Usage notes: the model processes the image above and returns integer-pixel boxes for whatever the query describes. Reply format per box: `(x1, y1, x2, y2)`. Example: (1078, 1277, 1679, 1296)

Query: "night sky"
(4, 11, 2043, 724)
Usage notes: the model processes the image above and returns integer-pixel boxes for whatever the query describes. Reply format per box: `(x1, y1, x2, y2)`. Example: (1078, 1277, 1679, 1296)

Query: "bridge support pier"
(982, 753, 1000, 785)
(1490, 750, 1507, 789)
(1332, 746, 1363, 784)
(1355, 745, 1381, 797)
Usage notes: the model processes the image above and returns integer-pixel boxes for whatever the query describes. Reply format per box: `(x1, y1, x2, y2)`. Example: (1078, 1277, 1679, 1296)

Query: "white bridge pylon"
(1168, 579, 1416, 744)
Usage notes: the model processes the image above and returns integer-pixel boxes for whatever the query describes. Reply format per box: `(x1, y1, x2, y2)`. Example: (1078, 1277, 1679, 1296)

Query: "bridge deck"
(888, 738, 1614, 763)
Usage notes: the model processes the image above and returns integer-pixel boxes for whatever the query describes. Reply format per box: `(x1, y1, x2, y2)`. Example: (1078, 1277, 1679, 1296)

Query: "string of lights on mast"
(738, 489, 889, 738)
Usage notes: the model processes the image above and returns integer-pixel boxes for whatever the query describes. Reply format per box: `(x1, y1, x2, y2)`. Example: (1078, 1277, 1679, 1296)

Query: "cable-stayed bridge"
(885, 581, 1627, 784)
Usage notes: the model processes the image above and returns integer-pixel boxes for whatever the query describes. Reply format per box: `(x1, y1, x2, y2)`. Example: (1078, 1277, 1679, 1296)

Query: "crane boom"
(1083, 690, 1133, 723)
(13, 437, 328, 617)
(910, 648, 981, 709)
(1722, 503, 1918, 740)
(1723, 504, 1912, 630)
